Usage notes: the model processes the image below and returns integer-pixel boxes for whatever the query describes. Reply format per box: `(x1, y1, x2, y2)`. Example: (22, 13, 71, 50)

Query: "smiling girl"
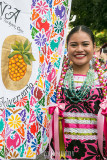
(49, 25, 107, 160)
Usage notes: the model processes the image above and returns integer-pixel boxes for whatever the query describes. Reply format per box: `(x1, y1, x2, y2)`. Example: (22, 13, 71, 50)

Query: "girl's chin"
(72, 61, 90, 66)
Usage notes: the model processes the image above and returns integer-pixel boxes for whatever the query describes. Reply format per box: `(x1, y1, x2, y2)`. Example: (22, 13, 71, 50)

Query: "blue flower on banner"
(34, 103, 41, 115)
(45, 80, 50, 92)
(31, 139, 37, 151)
(51, 92, 56, 103)
(5, 109, 12, 121)
(37, 112, 43, 124)
(46, 0, 52, 8)
(54, 57, 61, 69)
(35, 33, 47, 46)
(30, 24, 33, 30)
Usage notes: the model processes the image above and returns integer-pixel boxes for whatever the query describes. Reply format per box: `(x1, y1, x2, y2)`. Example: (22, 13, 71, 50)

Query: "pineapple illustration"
(8, 39, 35, 81)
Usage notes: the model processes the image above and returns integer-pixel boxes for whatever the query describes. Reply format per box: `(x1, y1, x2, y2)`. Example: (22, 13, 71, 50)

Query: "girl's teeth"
(75, 55, 85, 57)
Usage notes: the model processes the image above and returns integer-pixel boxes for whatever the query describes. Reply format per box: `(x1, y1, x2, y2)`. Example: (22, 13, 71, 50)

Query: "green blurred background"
(69, 0, 107, 47)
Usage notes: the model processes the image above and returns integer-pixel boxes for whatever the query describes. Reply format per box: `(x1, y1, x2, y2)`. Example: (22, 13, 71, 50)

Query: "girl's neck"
(72, 64, 90, 75)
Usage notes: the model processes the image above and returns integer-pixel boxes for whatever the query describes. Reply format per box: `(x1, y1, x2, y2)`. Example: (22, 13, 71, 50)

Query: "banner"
(0, 0, 72, 159)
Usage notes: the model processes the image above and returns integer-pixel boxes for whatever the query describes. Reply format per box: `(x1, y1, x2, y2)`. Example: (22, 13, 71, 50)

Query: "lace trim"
(64, 118, 97, 124)
(63, 112, 97, 119)
(64, 128, 97, 134)
(64, 134, 98, 140)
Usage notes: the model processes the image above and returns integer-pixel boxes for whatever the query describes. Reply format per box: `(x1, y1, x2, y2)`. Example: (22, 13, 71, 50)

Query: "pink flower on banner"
(36, 1, 48, 15)
(15, 96, 28, 107)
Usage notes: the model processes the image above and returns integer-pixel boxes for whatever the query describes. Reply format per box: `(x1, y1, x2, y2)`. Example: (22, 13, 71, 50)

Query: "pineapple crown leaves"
(8, 39, 36, 65)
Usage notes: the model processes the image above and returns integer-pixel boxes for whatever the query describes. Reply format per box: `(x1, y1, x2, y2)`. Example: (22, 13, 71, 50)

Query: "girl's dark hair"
(67, 25, 95, 46)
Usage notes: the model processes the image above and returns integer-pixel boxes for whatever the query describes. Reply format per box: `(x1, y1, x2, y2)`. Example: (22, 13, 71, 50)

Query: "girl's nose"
(76, 45, 84, 52)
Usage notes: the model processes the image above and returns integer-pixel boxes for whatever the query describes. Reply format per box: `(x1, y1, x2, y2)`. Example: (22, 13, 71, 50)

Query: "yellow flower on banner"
(51, 52, 58, 64)
(8, 114, 22, 129)
(52, 12, 57, 24)
(26, 147, 36, 158)
(38, 77, 44, 89)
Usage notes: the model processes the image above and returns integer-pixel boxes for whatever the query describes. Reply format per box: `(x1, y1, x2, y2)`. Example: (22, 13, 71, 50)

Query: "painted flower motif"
(15, 96, 28, 107)
(35, 33, 47, 46)
(36, 1, 48, 15)
(51, 52, 58, 64)
(7, 151, 19, 159)
(54, 20, 64, 33)
(66, 140, 87, 159)
(31, 139, 37, 151)
(0, 140, 3, 147)
(32, 0, 39, 7)
(34, 103, 41, 115)
(0, 118, 4, 133)
(8, 114, 22, 129)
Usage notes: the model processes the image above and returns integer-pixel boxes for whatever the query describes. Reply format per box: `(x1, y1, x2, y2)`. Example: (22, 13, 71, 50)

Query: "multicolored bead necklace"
(56, 55, 106, 102)
(63, 67, 95, 103)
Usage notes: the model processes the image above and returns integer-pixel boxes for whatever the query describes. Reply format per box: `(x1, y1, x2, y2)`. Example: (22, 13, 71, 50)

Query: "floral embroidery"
(35, 33, 47, 46)
(54, 20, 63, 33)
(7, 151, 19, 159)
(31, 139, 37, 151)
(8, 114, 22, 129)
(36, 1, 48, 15)
(66, 140, 87, 159)
(15, 96, 28, 107)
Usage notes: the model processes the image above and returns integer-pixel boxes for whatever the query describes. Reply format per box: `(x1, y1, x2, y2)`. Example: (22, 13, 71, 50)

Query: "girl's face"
(67, 31, 96, 67)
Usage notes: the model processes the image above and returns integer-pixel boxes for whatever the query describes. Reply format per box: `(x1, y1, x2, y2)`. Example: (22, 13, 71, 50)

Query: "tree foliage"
(70, 0, 107, 31)
(69, 0, 107, 46)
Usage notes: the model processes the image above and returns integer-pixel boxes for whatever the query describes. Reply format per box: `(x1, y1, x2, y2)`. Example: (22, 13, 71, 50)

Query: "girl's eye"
(70, 44, 77, 47)
(83, 43, 89, 46)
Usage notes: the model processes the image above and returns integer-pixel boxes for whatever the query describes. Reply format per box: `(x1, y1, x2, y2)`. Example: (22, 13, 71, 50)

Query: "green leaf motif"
(0, 146, 5, 158)
(19, 41, 24, 53)
(8, 51, 21, 58)
(0, 118, 4, 133)
(63, 0, 68, 7)
(25, 53, 36, 61)
(23, 39, 28, 49)
(24, 101, 30, 113)
(23, 54, 31, 65)
(17, 144, 25, 157)
(24, 43, 32, 52)
(15, 41, 20, 47)
(11, 44, 19, 50)
(37, 131, 41, 144)
(8, 104, 16, 108)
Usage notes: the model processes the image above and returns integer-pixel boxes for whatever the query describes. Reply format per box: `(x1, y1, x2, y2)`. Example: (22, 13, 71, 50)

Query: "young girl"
(48, 25, 107, 160)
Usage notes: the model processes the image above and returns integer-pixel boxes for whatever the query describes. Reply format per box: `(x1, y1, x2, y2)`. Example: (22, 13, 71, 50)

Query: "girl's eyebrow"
(69, 41, 90, 44)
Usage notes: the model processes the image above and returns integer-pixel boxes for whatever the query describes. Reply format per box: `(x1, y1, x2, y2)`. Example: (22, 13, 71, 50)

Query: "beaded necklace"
(63, 67, 95, 103)
(56, 55, 106, 103)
